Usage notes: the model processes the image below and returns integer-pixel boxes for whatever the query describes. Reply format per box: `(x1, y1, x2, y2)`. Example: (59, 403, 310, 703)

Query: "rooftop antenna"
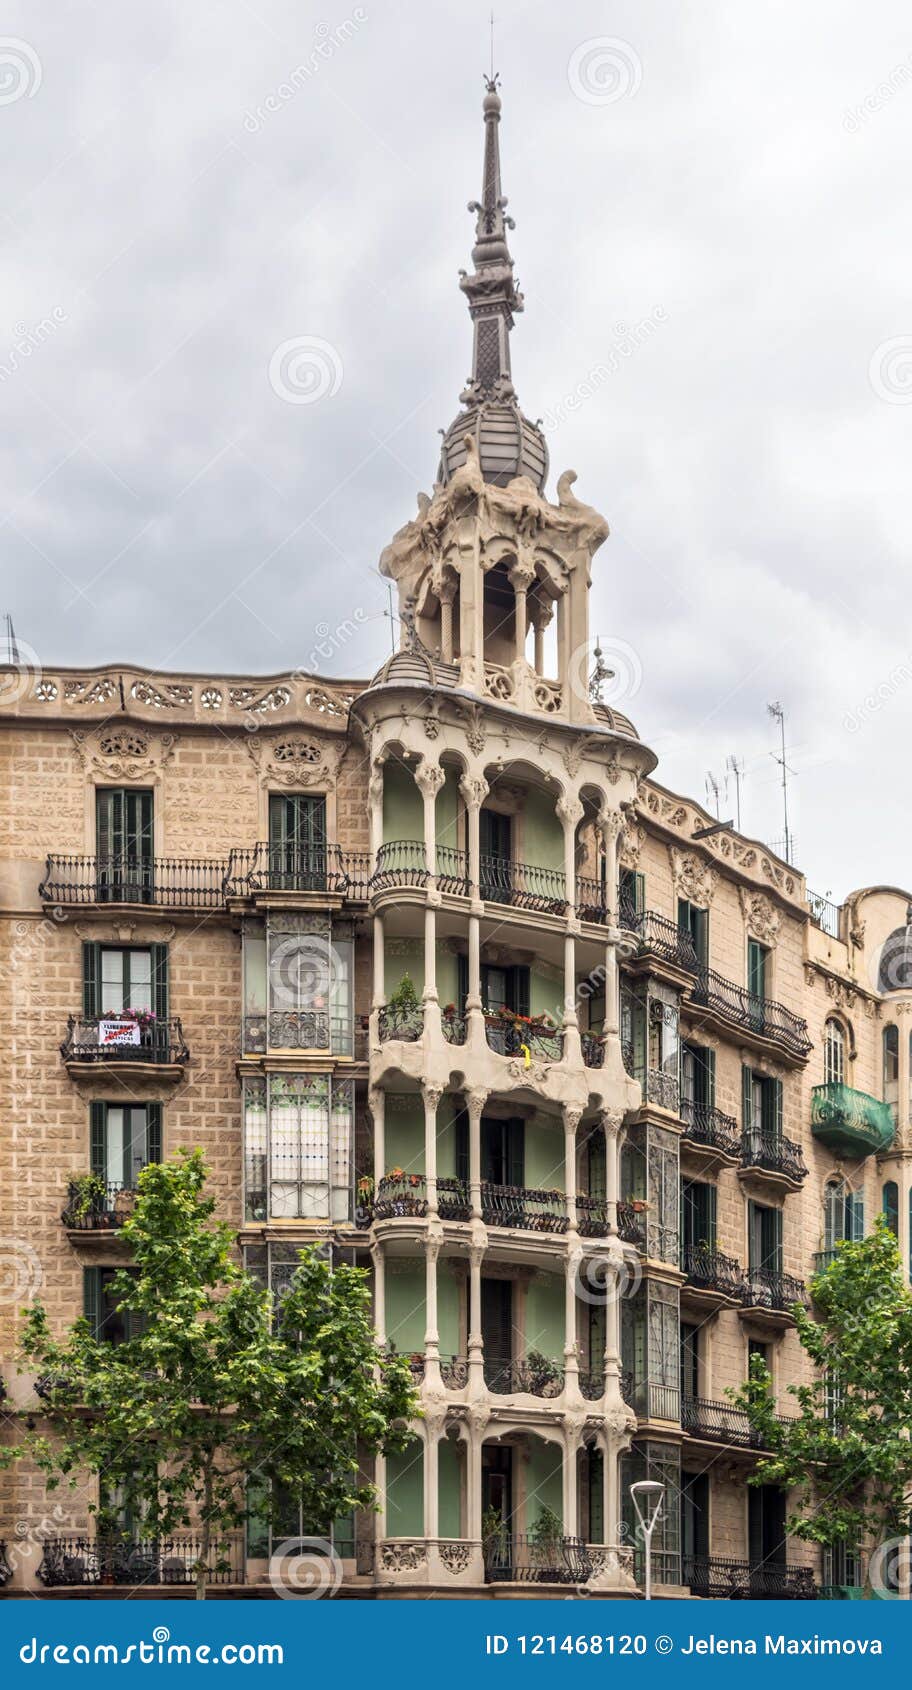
(767, 701, 794, 864)
(4, 613, 18, 666)
(490, 9, 495, 81)
(705, 771, 721, 819)
(725, 753, 745, 831)
(383, 583, 396, 655)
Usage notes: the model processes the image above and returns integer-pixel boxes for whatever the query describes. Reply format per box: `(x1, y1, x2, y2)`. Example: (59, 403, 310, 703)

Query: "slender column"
(563, 1104, 580, 1232)
(467, 1428, 482, 1541)
(603, 1113, 625, 1387)
(564, 1251, 580, 1396)
(508, 563, 533, 665)
(416, 760, 444, 1013)
(439, 580, 457, 664)
(368, 760, 385, 860)
(370, 1087, 385, 1189)
(372, 914, 385, 1011)
(372, 1240, 387, 1346)
(467, 1242, 485, 1392)
(599, 807, 625, 929)
(467, 1088, 487, 1220)
(557, 794, 583, 918)
(460, 774, 489, 898)
(530, 596, 553, 677)
(459, 776, 488, 1046)
(557, 796, 583, 1061)
(603, 1110, 620, 1237)
(563, 1437, 579, 1539)
(605, 1447, 619, 1555)
(424, 1430, 439, 1541)
(423, 1082, 442, 1215)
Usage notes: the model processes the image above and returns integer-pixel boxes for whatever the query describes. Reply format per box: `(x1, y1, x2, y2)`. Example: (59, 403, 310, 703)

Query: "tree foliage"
(734, 1218, 912, 1588)
(11, 1150, 417, 1596)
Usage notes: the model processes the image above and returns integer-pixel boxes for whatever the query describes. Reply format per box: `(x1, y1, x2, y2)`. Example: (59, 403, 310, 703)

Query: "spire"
(459, 75, 524, 402)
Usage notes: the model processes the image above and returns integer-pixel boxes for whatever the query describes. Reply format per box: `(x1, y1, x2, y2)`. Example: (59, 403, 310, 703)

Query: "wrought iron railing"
(441, 1009, 468, 1046)
(741, 1127, 808, 1183)
(373, 1173, 470, 1222)
(679, 1097, 741, 1157)
(224, 842, 371, 899)
(483, 1533, 592, 1585)
(638, 911, 701, 972)
(688, 968, 811, 1058)
(683, 1555, 816, 1599)
(480, 1184, 569, 1233)
(60, 1015, 188, 1065)
(370, 840, 428, 891)
(616, 1201, 646, 1247)
(681, 1394, 794, 1448)
(61, 1178, 140, 1231)
(40, 855, 227, 909)
(682, 1244, 746, 1299)
(631, 1379, 680, 1422)
(575, 1194, 610, 1237)
(440, 1355, 469, 1388)
(479, 854, 567, 915)
(579, 1367, 605, 1401)
(813, 1247, 840, 1272)
(740, 1266, 808, 1313)
(435, 845, 470, 895)
(484, 1357, 565, 1398)
(483, 1015, 564, 1062)
(581, 1032, 605, 1068)
(806, 890, 842, 939)
(243, 1011, 352, 1054)
(37, 1535, 245, 1587)
(378, 1004, 424, 1042)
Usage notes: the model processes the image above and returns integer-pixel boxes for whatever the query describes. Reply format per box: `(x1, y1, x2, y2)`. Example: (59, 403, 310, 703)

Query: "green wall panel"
(525, 1271, 565, 1360)
(386, 1263, 426, 1355)
(384, 1094, 423, 1174)
(525, 1440, 563, 1530)
(524, 787, 563, 872)
(525, 1116, 564, 1190)
(438, 1437, 463, 1538)
(383, 765, 422, 843)
(386, 1440, 424, 1537)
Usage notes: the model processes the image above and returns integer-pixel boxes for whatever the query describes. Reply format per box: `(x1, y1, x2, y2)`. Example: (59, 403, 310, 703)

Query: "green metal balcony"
(810, 1082, 895, 1158)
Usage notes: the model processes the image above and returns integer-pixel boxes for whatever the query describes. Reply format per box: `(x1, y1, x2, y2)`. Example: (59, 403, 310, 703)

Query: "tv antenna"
(767, 702, 794, 864)
(705, 771, 721, 819)
(3, 613, 18, 665)
(725, 754, 745, 832)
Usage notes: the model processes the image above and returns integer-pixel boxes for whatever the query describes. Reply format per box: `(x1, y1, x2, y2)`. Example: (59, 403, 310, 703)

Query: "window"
(83, 1267, 141, 1344)
(883, 1180, 899, 1237)
(480, 962, 529, 1016)
(747, 1200, 782, 1274)
(618, 867, 644, 925)
(680, 1470, 709, 1563)
(243, 916, 353, 1055)
(747, 938, 768, 1001)
(680, 1042, 715, 1127)
(268, 794, 327, 890)
(823, 1542, 862, 1592)
(824, 1178, 863, 1252)
(83, 943, 167, 1018)
(621, 1281, 680, 1422)
(742, 1065, 783, 1150)
(677, 899, 708, 968)
(883, 1025, 899, 1111)
(479, 810, 513, 902)
(246, 1477, 354, 1563)
(247, 1074, 354, 1221)
(621, 1441, 681, 1585)
(480, 1116, 524, 1186)
(681, 1180, 717, 1252)
(90, 1101, 161, 1189)
(748, 1485, 786, 1569)
(824, 1018, 846, 1086)
(747, 1337, 771, 1379)
(680, 1323, 700, 1401)
(95, 788, 153, 902)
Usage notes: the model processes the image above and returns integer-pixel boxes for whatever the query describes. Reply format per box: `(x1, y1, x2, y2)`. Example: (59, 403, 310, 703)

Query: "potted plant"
(529, 1505, 564, 1578)
(67, 1172, 108, 1224)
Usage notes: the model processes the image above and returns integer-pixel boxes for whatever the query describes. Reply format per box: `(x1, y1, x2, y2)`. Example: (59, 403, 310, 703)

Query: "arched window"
(824, 1019, 846, 1087)
(884, 1025, 899, 1113)
(824, 1178, 863, 1254)
(882, 1180, 899, 1238)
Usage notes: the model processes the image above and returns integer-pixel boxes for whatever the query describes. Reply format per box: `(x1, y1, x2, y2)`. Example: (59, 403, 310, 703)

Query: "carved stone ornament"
(246, 733, 345, 789)
(68, 728, 177, 782)
(669, 846, 719, 907)
(378, 1541, 427, 1572)
(438, 1541, 472, 1574)
(738, 886, 781, 945)
(415, 758, 446, 800)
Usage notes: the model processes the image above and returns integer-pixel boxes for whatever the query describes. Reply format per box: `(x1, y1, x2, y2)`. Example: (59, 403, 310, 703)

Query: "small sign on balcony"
(99, 1018, 141, 1047)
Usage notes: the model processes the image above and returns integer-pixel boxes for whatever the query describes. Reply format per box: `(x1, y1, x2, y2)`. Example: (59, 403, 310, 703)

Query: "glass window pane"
(128, 950, 152, 1010)
(101, 950, 126, 1014)
(105, 1107, 125, 1185)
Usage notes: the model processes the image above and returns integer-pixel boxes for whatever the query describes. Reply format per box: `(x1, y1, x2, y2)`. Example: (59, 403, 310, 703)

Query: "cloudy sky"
(2, 0, 911, 899)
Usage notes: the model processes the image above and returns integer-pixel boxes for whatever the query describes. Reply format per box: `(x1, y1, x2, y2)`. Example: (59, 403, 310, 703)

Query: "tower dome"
(437, 77, 548, 494)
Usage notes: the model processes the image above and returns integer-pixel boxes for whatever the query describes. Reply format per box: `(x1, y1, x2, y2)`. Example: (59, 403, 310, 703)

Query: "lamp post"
(630, 1479, 665, 1602)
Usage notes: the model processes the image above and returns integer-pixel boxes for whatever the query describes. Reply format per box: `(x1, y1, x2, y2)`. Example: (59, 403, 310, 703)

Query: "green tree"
(11, 1150, 416, 1598)
(734, 1218, 912, 1594)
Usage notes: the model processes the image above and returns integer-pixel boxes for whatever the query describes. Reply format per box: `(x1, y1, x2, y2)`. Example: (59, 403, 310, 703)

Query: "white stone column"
(424, 1428, 440, 1542)
(467, 1242, 485, 1393)
(372, 914, 385, 1011)
(370, 1087, 385, 1189)
(460, 775, 488, 1050)
(439, 580, 457, 664)
(372, 1240, 386, 1346)
(466, 1425, 483, 1541)
(416, 759, 444, 1014)
(467, 1087, 487, 1222)
(557, 794, 583, 920)
(423, 1082, 442, 1215)
(605, 1446, 619, 1553)
(603, 1109, 621, 1238)
(562, 1436, 579, 1539)
(509, 563, 534, 665)
(425, 1240, 441, 1388)
(563, 1104, 580, 1233)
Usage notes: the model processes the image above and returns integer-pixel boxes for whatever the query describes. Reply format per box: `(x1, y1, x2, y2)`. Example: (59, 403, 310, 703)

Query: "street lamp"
(630, 1479, 665, 1602)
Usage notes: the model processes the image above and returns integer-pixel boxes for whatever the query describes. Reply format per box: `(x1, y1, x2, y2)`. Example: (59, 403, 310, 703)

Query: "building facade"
(1, 79, 910, 1601)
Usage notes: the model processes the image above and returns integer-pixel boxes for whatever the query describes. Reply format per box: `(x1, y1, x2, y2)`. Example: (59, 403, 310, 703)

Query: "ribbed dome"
(439, 397, 548, 492)
(368, 647, 436, 689)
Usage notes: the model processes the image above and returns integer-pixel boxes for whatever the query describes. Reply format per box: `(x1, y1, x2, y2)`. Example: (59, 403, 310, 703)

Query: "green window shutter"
(705, 1047, 716, 1107)
(771, 1078, 783, 1143)
(90, 1101, 107, 1177)
(849, 1192, 864, 1241)
(507, 1119, 525, 1187)
(705, 1182, 717, 1248)
(151, 944, 168, 1020)
(633, 872, 644, 916)
(146, 1102, 162, 1166)
(772, 1206, 783, 1272)
(748, 940, 767, 1000)
(82, 944, 100, 1018)
(741, 1065, 753, 1131)
(513, 966, 530, 1019)
(883, 1181, 899, 1237)
(83, 1267, 101, 1338)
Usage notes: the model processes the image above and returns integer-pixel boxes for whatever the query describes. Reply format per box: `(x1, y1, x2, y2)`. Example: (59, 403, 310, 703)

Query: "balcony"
(740, 1127, 808, 1190)
(581, 1032, 605, 1069)
(225, 842, 370, 900)
(687, 968, 811, 1061)
(435, 845, 470, 896)
(61, 1178, 138, 1232)
(441, 1007, 468, 1046)
(637, 911, 701, 974)
(36, 1535, 245, 1588)
(616, 1200, 647, 1247)
(579, 1367, 605, 1401)
(39, 855, 227, 911)
(683, 1556, 817, 1600)
(481, 1184, 569, 1234)
(679, 1098, 741, 1161)
(378, 1004, 424, 1043)
(629, 1379, 680, 1423)
(373, 1173, 470, 1222)
(739, 1267, 808, 1325)
(370, 840, 428, 893)
(483, 1533, 592, 1586)
(440, 1355, 469, 1388)
(61, 1015, 188, 1077)
(811, 1081, 895, 1158)
(485, 1356, 565, 1398)
(682, 1243, 745, 1303)
(484, 1014, 564, 1063)
(479, 854, 567, 916)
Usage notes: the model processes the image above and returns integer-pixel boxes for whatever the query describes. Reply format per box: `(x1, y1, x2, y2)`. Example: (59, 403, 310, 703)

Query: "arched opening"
(824, 1017, 846, 1086)
(482, 560, 516, 668)
(883, 1024, 899, 1117)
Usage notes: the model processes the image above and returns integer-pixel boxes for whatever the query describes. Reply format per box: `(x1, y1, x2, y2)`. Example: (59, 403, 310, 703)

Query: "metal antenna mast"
(767, 702, 793, 863)
(725, 754, 745, 832)
(705, 771, 721, 819)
